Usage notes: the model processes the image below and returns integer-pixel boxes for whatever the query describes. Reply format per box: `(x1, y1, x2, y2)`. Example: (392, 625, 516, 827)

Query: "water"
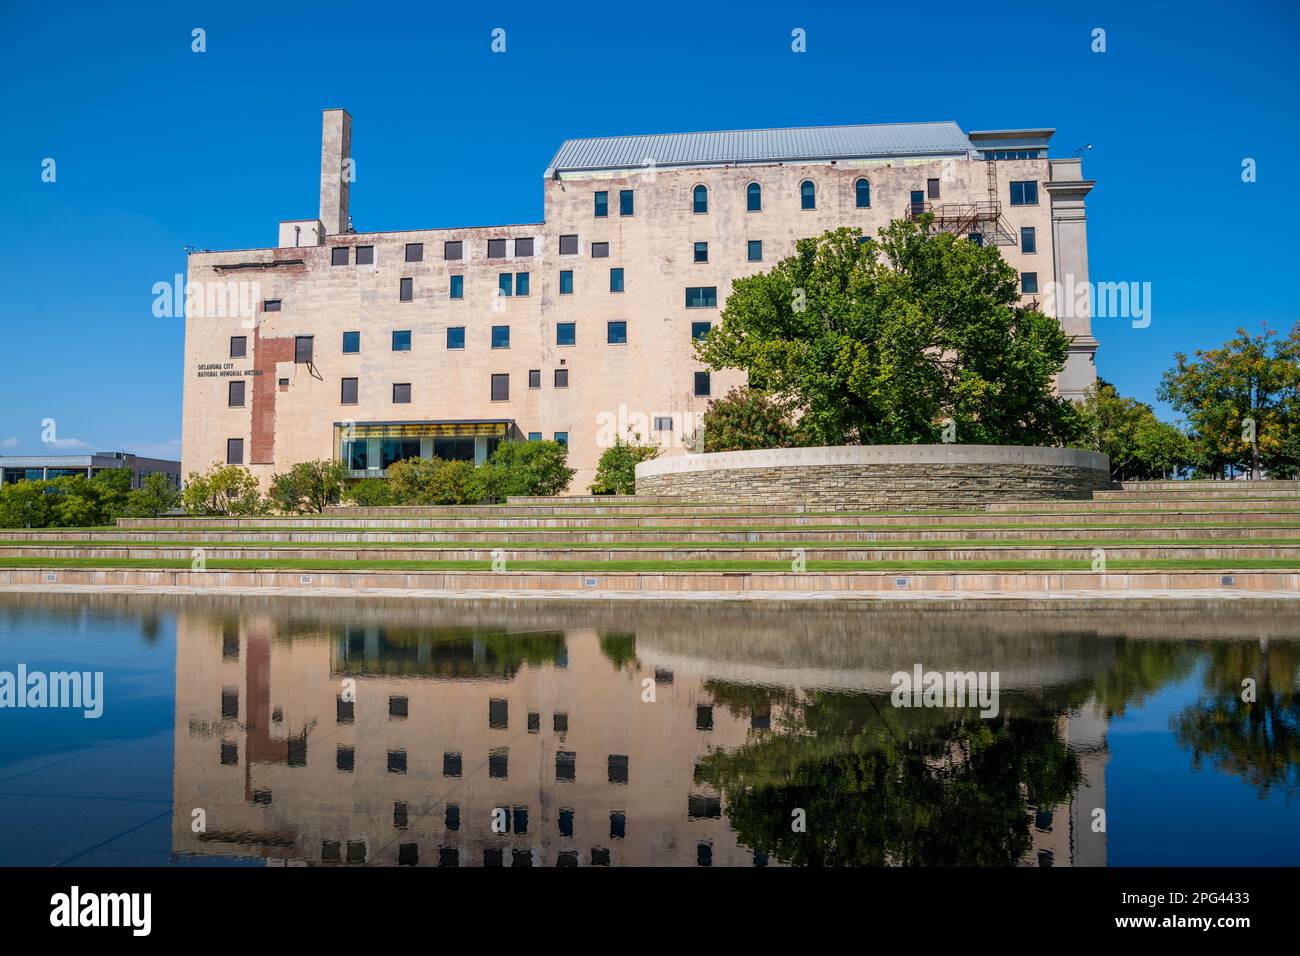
(0, 593, 1297, 867)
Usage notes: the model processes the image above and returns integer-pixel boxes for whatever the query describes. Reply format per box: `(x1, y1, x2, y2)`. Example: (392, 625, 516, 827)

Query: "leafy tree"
(478, 439, 574, 500)
(268, 459, 347, 514)
(1159, 322, 1300, 478)
(385, 457, 446, 505)
(590, 432, 661, 495)
(343, 477, 396, 507)
(123, 472, 181, 518)
(1077, 379, 1193, 480)
(691, 386, 804, 452)
(426, 459, 480, 504)
(0, 480, 54, 528)
(181, 464, 265, 516)
(696, 222, 1085, 448)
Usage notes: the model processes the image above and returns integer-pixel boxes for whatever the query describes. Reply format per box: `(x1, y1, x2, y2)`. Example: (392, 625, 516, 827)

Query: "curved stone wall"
(634, 445, 1112, 510)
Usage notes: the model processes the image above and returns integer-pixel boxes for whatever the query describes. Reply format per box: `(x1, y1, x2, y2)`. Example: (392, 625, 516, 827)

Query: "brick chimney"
(319, 109, 351, 235)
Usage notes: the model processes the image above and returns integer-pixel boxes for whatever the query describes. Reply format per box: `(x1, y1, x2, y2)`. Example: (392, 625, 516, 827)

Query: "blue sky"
(1, 0, 1297, 458)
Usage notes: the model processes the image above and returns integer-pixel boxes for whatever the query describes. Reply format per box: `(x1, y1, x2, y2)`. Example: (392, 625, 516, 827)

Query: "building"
(0, 451, 180, 489)
(182, 110, 1096, 491)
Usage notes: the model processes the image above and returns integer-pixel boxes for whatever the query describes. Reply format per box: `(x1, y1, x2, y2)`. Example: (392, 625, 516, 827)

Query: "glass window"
(691, 321, 712, 341)
(405, 243, 423, 262)
(263, 299, 281, 312)
(228, 381, 245, 407)
(654, 416, 673, 431)
(492, 326, 510, 349)
(399, 277, 413, 301)
(345, 440, 367, 470)
(381, 438, 421, 468)
(342, 331, 360, 353)
(693, 242, 708, 263)
(1010, 180, 1039, 205)
(968, 233, 984, 246)
(747, 240, 762, 262)
(341, 377, 358, 404)
(746, 182, 761, 212)
(450, 274, 463, 299)
(527, 431, 542, 441)
(1021, 272, 1039, 295)
(554, 432, 568, 446)
(294, 335, 313, 364)
(1021, 226, 1037, 254)
(619, 189, 633, 216)
(230, 336, 246, 358)
(855, 178, 870, 208)
(514, 237, 533, 257)
(226, 438, 243, 465)
(591, 242, 609, 258)
(392, 383, 411, 404)
(515, 272, 530, 296)
(331, 247, 349, 266)
(692, 185, 708, 214)
(607, 321, 627, 344)
(392, 330, 411, 351)
(355, 245, 374, 265)
(528, 369, 541, 388)
(559, 270, 573, 294)
(444, 240, 463, 260)
(685, 287, 718, 308)
(498, 273, 513, 297)
(800, 180, 816, 209)
(594, 191, 608, 217)
(927, 178, 940, 200)
(491, 374, 510, 401)
(487, 238, 507, 258)
(609, 268, 624, 293)
(559, 234, 578, 255)
(557, 322, 576, 346)
(694, 371, 711, 397)
(446, 327, 465, 349)
(554, 368, 569, 388)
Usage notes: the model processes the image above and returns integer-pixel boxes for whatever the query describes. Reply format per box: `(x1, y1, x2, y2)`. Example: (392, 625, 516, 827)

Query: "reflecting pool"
(1, 593, 1297, 867)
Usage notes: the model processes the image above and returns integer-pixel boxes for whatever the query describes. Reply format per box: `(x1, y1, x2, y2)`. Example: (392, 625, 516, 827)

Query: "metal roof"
(544, 121, 976, 176)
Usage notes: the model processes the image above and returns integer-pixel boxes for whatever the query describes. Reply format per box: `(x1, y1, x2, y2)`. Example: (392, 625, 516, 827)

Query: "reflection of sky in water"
(0, 596, 1297, 867)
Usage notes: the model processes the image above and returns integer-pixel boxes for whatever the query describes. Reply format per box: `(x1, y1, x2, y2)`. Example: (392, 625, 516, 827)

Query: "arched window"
(692, 185, 708, 214)
(800, 180, 816, 210)
(855, 178, 870, 208)
(746, 182, 762, 212)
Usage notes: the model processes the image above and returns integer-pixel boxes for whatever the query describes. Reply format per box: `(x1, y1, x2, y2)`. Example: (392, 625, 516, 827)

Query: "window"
(341, 378, 358, 405)
(554, 368, 569, 388)
(1021, 272, 1039, 295)
(607, 321, 627, 344)
(557, 322, 576, 346)
(393, 383, 411, 404)
(389, 696, 408, 720)
(489, 750, 508, 778)
(556, 752, 576, 782)
(855, 178, 870, 208)
(345, 439, 367, 469)
(685, 287, 717, 308)
(747, 240, 762, 262)
(399, 277, 413, 302)
(516, 272, 530, 296)
(443, 752, 462, 777)
(609, 268, 624, 293)
(498, 273, 513, 297)
(591, 242, 609, 258)
(910, 190, 925, 215)
(927, 178, 940, 200)
(608, 754, 629, 784)
(226, 438, 243, 465)
(619, 189, 634, 216)
(559, 270, 573, 294)
(487, 238, 507, 258)
(392, 330, 411, 351)
(693, 242, 708, 263)
(514, 237, 533, 257)
(228, 381, 245, 407)
(489, 698, 508, 729)
(444, 240, 463, 260)
(446, 327, 465, 349)
(696, 705, 713, 730)
(330, 247, 349, 266)
(694, 371, 711, 397)
(654, 416, 673, 431)
(528, 369, 541, 388)
(491, 374, 509, 401)
(691, 321, 712, 341)
(342, 331, 360, 353)
(554, 712, 568, 732)
(1010, 180, 1039, 205)
(747, 182, 762, 212)
(527, 431, 541, 440)
(336, 746, 354, 772)
(492, 326, 510, 349)
(355, 245, 374, 265)
(692, 185, 708, 214)
(554, 432, 568, 446)
(594, 191, 608, 217)
(800, 180, 816, 209)
(263, 298, 281, 312)
(610, 812, 626, 839)
(559, 234, 578, 255)
(405, 243, 423, 262)
(230, 336, 246, 358)
(1021, 226, 1037, 254)
(450, 274, 463, 299)
(968, 233, 984, 246)
(294, 335, 313, 364)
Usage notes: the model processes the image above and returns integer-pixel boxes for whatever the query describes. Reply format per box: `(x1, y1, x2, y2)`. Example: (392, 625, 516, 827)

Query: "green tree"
(696, 222, 1085, 448)
(478, 439, 574, 500)
(590, 432, 661, 495)
(1077, 379, 1193, 480)
(692, 386, 803, 452)
(0, 480, 54, 528)
(181, 464, 265, 516)
(123, 472, 181, 518)
(268, 459, 347, 514)
(342, 477, 396, 507)
(384, 456, 446, 505)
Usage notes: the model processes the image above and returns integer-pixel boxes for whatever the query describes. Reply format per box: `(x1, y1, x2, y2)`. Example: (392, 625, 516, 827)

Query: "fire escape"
(903, 158, 1018, 247)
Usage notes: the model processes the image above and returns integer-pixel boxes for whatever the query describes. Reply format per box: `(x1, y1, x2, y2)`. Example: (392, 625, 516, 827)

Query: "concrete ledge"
(635, 444, 1112, 509)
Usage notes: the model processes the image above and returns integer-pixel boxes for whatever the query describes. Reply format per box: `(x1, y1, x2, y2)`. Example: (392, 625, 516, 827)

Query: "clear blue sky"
(1, 0, 1296, 458)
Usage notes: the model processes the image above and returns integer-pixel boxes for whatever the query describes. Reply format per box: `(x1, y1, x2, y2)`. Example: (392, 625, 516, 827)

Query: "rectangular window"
(1010, 180, 1039, 205)
(527, 431, 542, 441)
(330, 247, 349, 266)
(392, 330, 412, 351)
(399, 277, 413, 302)
(619, 189, 634, 216)
(489, 698, 508, 729)
(393, 382, 411, 404)
(594, 191, 608, 217)
(492, 326, 510, 349)
(450, 274, 463, 299)
(487, 238, 507, 258)
(607, 320, 627, 344)
(341, 377, 358, 404)
(1021, 272, 1039, 295)
(528, 369, 541, 389)
(747, 240, 763, 262)
(294, 335, 314, 364)
(444, 240, 463, 260)
(355, 245, 374, 265)
(446, 327, 465, 349)
(685, 287, 718, 308)
(1021, 226, 1037, 254)
(230, 336, 247, 358)
(608, 755, 629, 785)
(514, 237, 533, 257)
(345, 441, 367, 470)
(226, 438, 244, 465)
(228, 381, 245, 407)
(927, 178, 940, 200)
(559, 270, 573, 294)
(968, 233, 984, 246)
(554, 432, 568, 446)
(498, 273, 513, 297)
(559, 234, 578, 256)
(554, 368, 568, 388)
(557, 322, 576, 346)
(405, 243, 423, 262)
(342, 331, 360, 353)
(491, 373, 510, 401)
(694, 242, 708, 263)
(694, 371, 711, 397)
(591, 242, 609, 258)
(691, 321, 712, 341)
(263, 299, 281, 312)
(654, 416, 673, 431)
(609, 267, 624, 293)
(516, 272, 530, 296)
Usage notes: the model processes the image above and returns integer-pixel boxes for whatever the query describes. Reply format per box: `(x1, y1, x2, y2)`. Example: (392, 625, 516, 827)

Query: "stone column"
(319, 109, 352, 236)
(1046, 159, 1098, 400)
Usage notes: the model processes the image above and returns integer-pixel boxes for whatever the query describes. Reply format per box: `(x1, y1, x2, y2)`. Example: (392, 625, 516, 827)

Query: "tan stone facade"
(182, 112, 1095, 491)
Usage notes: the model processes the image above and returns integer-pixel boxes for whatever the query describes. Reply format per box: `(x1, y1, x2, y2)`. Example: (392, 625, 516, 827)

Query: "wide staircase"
(0, 480, 1297, 599)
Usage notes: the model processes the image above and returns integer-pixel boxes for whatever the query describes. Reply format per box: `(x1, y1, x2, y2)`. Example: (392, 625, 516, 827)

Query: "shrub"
(181, 464, 265, 516)
(478, 440, 574, 500)
(590, 433, 661, 495)
(385, 457, 447, 505)
(693, 386, 804, 452)
(0, 480, 55, 528)
(268, 459, 347, 514)
(123, 473, 181, 518)
(342, 477, 396, 507)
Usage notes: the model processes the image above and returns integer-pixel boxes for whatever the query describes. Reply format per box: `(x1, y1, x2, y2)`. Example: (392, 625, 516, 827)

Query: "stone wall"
(634, 445, 1112, 510)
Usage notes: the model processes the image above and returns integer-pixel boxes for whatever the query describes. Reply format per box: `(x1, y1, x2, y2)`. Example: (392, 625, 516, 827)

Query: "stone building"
(182, 110, 1096, 490)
